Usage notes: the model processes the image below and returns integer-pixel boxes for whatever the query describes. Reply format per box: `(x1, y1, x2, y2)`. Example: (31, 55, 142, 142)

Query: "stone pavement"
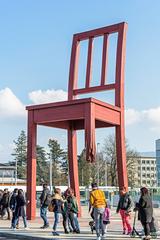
(0, 206, 159, 240)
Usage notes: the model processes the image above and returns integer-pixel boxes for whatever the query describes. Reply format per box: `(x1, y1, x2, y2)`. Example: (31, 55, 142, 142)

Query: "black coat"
(39, 188, 50, 207)
(117, 193, 132, 212)
(138, 194, 153, 224)
(15, 194, 26, 217)
(1, 192, 10, 207)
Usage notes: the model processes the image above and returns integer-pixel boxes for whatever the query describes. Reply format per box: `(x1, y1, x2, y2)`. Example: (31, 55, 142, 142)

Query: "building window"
(142, 167, 145, 170)
(147, 160, 150, 164)
(147, 167, 150, 171)
(142, 160, 145, 164)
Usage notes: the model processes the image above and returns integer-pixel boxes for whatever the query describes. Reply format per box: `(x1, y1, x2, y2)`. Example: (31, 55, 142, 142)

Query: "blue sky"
(0, 0, 160, 162)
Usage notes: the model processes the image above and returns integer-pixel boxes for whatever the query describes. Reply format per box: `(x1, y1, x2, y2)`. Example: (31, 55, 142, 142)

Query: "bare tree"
(102, 134, 139, 187)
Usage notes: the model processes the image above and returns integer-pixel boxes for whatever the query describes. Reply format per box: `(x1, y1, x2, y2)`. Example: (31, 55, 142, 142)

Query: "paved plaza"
(0, 206, 159, 240)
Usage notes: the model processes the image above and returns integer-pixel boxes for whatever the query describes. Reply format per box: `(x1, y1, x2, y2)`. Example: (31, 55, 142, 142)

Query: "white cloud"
(29, 89, 67, 104)
(0, 88, 26, 118)
(143, 107, 160, 125)
(125, 108, 141, 125)
(125, 106, 160, 132)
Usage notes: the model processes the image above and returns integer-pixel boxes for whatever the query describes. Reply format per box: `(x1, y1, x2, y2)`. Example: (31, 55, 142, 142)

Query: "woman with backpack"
(51, 188, 64, 236)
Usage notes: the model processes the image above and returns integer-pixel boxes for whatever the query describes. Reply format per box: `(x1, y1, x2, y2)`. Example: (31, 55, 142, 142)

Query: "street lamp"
(105, 160, 108, 186)
(49, 154, 53, 194)
(97, 143, 100, 186)
(15, 158, 17, 185)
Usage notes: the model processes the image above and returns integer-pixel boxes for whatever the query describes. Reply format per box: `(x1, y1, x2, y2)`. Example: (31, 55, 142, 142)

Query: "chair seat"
(26, 97, 121, 129)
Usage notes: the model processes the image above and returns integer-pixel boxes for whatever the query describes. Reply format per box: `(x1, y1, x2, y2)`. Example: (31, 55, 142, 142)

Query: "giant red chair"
(26, 22, 128, 220)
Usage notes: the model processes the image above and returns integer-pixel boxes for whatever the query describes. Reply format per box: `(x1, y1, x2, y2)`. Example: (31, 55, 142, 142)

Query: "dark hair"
(18, 189, 23, 195)
(140, 187, 148, 195)
(43, 183, 48, 188)
(91, 182, 97, 189)
(13, 188, 18, 193)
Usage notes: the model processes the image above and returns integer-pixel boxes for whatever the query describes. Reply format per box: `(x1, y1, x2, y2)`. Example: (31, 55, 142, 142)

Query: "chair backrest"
(68, 22, 127, 108)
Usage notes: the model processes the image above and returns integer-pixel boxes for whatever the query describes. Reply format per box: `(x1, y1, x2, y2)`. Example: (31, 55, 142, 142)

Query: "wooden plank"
(74, 22, 125, 41)
(86, 37, 94, 88)
(34, 104, 85, 123)
(73, 83, 116, 95)
(26, 110, 37, 220)
(101, 33, 109, 85)
(95, 104, 120, 125)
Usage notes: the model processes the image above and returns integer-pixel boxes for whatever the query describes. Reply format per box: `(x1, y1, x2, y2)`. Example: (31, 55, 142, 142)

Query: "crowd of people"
(0, 188, 28, 229)
(39, 183, 80, 236)
(0, 184, 157, 240)
(89, 183, 156, 240)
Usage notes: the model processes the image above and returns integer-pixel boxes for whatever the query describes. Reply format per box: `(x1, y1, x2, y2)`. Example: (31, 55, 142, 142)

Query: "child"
(103, 203, 110, 233)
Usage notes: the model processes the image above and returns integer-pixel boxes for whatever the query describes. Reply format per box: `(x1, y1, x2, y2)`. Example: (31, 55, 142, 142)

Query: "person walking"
(0, 189, 3, 217)
(51, 188, 64, 236)
(9, 188, 19, 229)
(89, 183, 106, 240)
(39, 183, 50, 229)
(116, 186, 132, 235)
(67, 188, 80, 234)
(136, 187, 153, 240)
(13, 189, 28, 229)
(1, 188, 10, 220)
(103, 202, 110, 234)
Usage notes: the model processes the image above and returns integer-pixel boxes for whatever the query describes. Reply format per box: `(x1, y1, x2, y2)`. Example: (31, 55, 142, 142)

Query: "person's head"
(65, 187, 74, 197)
(140, 187, 148, 196)
(119, 186, 127, 196)
(4, 188, 8, 193)
(91, 182, 98, 190)
(54, 188, 61, 195)
(13, 188, 18, 194)
(18, 189, 23, 195)
(42, 183, 48, 189)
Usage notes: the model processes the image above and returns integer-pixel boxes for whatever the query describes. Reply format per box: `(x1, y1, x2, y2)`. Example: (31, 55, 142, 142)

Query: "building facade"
(156, 139, 160, 186)
(0, 163, 25, 185)
(135, 156, 157, 187)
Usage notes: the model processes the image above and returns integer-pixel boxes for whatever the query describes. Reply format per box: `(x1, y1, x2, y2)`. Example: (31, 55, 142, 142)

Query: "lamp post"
(15, 158, 17, 185)
(105, 160, 108, 186)
(97, 143, 100, 186)
(49, 154, 53, 194)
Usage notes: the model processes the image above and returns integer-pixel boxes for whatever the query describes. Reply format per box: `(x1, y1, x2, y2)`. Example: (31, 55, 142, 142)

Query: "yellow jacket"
(90, 189, 106, 208)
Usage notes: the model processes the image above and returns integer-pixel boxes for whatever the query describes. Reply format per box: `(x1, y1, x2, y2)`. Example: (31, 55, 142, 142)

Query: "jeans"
(14, 216, 27, 228)
(73, 213, 80, 231)
(94, 207, 105, 237)
(53, 212, 61, 231)
(40, 207, 49, 226)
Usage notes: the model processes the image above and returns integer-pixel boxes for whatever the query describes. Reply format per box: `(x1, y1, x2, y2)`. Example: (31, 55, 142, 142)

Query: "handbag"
(103, 220, 110, 224)
(48, 203, 55, 212)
